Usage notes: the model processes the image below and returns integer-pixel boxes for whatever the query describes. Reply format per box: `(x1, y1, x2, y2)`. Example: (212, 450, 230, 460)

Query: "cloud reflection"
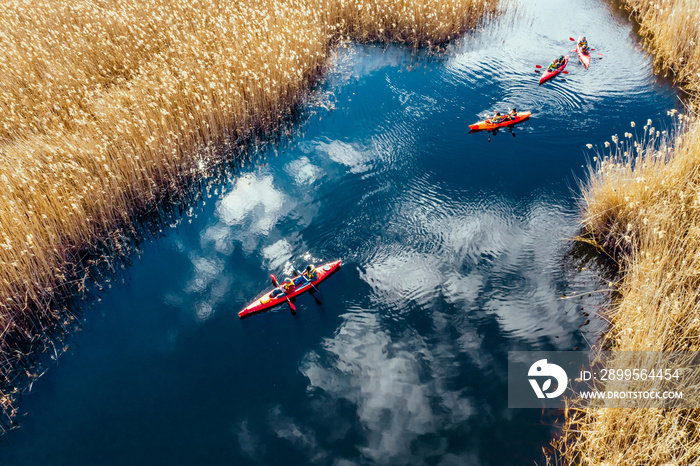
(289, 191, 589, 464)
(268, 406, 329, 464)
(310, 139, 373, 174)
(285, 156, 323, 185)
(214, 174, 287, 253)
(301, 312, 476, 464)
(236, 419, 266, 460)
(162, 172, 303, 325)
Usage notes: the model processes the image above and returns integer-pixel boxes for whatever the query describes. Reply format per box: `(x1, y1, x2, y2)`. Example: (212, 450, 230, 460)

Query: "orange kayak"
(468, 111, 531, 131)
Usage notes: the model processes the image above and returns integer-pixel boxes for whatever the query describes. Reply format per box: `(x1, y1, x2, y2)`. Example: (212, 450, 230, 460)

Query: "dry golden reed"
(555, 0, 700, 463)
(624, 0, 700, 101)
(0, 0, 499, 412)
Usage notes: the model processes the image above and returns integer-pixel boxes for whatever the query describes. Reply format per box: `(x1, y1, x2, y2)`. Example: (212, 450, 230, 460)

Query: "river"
(0, 0, 681, 464)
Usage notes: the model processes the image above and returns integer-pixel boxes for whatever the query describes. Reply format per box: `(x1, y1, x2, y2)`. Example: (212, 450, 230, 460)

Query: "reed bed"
(555, 0, 700, 463)
(624, 0, 700, 101)
(0, 0, 499, 428)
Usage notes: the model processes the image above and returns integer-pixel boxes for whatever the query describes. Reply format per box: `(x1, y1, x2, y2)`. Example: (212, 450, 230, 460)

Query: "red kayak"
(469, 111, 531, 131)
(239, 260, 341, 318)
(539, 55, 569, 85)
(576, 37, 591, 69)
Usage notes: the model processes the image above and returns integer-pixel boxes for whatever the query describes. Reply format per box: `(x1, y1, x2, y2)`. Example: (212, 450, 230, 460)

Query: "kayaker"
(304, 264, 318, 281)
(509, 108, 518, 120)
(548, 56, 565, 71)
(283, 277, 295, 292)
(578, 37, 589, 54)
(491, 111, 503, 123)
(293, 275, 307, 287)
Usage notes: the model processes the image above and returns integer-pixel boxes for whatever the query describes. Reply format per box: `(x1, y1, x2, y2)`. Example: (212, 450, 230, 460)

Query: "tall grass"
(555, 0, 700, 463)
(0, 0, 499, 428)
(624, 0, 700, 101)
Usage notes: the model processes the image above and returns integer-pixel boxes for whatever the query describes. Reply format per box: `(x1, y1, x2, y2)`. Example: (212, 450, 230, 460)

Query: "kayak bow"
(239, 260, 341, 318)
(539, 55, 569, 85)
(468, 111, 531, 131)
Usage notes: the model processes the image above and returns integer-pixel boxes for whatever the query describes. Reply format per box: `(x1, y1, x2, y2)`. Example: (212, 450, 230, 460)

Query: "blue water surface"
(0, 0, 682, 464)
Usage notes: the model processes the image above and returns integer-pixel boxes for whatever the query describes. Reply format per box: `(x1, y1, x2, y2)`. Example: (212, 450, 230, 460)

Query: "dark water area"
(0, 0, 682, 464)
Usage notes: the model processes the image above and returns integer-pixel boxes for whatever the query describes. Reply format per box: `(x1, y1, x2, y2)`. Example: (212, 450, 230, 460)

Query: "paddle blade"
(598, 53, 604, 55)
(569, 37, 575, 41)
(562, 70, 569, 74)
(270, 274, 279, 287)
(288, 300, 296, 311)
(535, 64, 542, 68)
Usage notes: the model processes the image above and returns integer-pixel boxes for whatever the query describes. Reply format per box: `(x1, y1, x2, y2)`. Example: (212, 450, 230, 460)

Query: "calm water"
(0, 0, 681, 464)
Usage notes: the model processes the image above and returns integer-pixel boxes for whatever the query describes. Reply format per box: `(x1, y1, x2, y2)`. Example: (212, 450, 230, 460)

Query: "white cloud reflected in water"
(214, 174, 287, 254)
(162, 172, 308, 325)
(301, 312, 476, 464)
(285, 156, 323, 185)
(288, 192, 589, 464)
(309, 139, 373, 174)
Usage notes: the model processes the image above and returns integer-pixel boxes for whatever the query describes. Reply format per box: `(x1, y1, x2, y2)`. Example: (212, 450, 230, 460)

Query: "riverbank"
(0, 0, 499, 429)
(557, 0, 700, 463)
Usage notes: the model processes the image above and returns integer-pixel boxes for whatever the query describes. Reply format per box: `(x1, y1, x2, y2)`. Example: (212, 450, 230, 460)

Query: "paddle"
(270, 273, 296, 312)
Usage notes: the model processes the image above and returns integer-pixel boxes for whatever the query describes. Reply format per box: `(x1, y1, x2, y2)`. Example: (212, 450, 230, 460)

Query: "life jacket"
(283, 279, 294, 291)
(306, 265, 317, 281)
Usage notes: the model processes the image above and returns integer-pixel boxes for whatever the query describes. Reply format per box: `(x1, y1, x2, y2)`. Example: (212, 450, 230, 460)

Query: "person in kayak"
(283, 277, 295, 292)
(490, 111, 503, 124)
(578, 37, 589, 54)
(508, 108, 518, 121)
(304, 264, 318, 281)
(548, 55, 566, 71)
(293, 275, 307, 288)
